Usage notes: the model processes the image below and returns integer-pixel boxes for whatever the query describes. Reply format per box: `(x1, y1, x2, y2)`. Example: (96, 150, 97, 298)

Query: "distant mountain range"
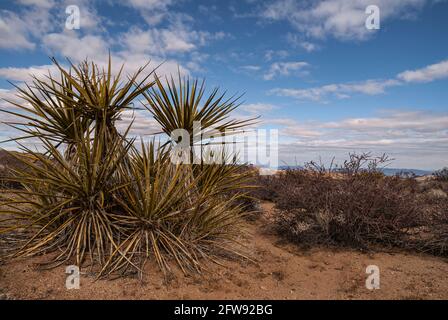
(276, 165, 433, 176)
(380, 168, 433, 176)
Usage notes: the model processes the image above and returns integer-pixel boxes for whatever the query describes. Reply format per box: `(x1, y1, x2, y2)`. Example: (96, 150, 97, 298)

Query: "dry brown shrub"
(273, 170, 422, 249)
(253, 153, 448, 256)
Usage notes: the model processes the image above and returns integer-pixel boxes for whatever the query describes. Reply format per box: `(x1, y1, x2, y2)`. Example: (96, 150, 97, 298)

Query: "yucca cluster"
(0, 58, 256, 278)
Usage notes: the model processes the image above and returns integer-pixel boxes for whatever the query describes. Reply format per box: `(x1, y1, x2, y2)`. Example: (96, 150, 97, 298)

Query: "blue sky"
(0, 0, 447, 169)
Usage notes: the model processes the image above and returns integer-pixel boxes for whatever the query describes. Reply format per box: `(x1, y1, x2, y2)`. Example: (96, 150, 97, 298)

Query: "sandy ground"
(1, 202, 448, 300)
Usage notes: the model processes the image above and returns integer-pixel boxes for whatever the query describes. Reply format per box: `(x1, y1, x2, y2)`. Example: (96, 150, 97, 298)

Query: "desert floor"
(1, 202, 448, 300)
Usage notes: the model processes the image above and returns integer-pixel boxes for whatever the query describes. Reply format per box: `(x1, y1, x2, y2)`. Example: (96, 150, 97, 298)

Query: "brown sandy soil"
(1, 202, 448, 300)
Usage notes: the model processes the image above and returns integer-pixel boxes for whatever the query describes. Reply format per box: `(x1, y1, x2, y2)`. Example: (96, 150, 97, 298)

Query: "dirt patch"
(1, 201, 447, 300)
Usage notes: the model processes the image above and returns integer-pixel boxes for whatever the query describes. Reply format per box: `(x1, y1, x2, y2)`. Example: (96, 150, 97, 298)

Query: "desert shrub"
(422, 199, 448, 255)
(269, 153, 448, 256)
(0, 58, 256, 277)
(251, 174, 283, 201)
(407, 192, 448, 256)
(274, 170, 421, 249)
(338, 152, 392, 176)
(434, 167, 448, 181)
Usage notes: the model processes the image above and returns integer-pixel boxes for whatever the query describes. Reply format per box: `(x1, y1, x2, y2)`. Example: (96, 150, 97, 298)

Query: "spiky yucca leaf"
(142, 74, 257, 142)
(0, 130, 133, 270)
(104, 141, 249, 276)
(0, 56, 155, 147)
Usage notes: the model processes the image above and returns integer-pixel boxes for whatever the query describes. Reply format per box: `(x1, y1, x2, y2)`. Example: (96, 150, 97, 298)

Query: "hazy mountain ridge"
(276, 165, 433, 176)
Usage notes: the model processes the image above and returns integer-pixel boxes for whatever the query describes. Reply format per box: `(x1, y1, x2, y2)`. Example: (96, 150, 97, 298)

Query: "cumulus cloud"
(0, 11, 36, 50)
(117, 109, 162, 137)
(264, 109, 448, 169)
(397, 59, 448, 83)
(286, 33, 319, 52)
(271, 79, 400, 101)
(0, 0, 233, 83)
(43, 32, 110, 62)
(263, 61, 309, 80)
(124, 0, 180, 25)
(257, 0, 431, 41)
(16, 0, 55, 8)
(264, 49, 289, 61)
(0, 0, 105, 51)
(240, 65, 262, 72)
(0, 88, 25, 109)
(240, 103, 277, 114)
(271, 58, 448, 102)
(120, 24, 225, 57)
(0, 64, 58, 82)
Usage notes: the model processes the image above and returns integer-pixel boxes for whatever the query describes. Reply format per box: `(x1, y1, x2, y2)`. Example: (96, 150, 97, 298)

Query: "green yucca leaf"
(142, 73, 258, 140)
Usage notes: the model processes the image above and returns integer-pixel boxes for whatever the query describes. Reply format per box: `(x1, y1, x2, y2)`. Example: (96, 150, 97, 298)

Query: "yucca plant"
(142, 74, 257, 154)
(141, 73, 257, 200)
(0, 57, 256, 278)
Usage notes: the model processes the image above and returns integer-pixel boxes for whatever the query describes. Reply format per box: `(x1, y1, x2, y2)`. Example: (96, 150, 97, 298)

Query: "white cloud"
(240, 65, 261, 72)
(43, 32, 109, 62)
(124, 0, 178, 25)
(15, 0, 54, 8)
(264, 49, 289, 61)
(322, 110, 448, 132)
(0, 27, 191, 83)
(117, 109, 162, 137)
(299, 41, 318, 53)
(264, 61, 309, 80)
(0, 89, 16, 100)
(112, 52, 190, 79)
(0, 0, 104, 51)
(286, 33, 319, 52)
(127, 0, 173, 10)
(397, 59, 448, 83)
(120, 21, 227, 57)
(263, 109, 448, 169)
(240, 103, 277, 114)
(258, 0, 432, 41)
(271, 79, 400, 101)
(266, 118, 322, 138)
(0, 65, 57, 82)
(0, 12, 36, 50)
(0, 13, 207, 83)
(271, 58, 448, 102)
(121, 27, 194, 55)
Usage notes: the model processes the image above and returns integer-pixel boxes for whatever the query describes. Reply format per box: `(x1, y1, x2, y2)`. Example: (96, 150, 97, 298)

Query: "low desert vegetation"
(255, 154, 448, 256)
(0, 58, 256, 278)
